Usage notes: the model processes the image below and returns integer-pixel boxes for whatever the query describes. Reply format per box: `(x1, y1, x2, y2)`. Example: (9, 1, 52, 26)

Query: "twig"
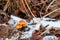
(16, 0, 31, 17)
(22, 0, 32, 18)
(24, 0, 36, 18)
(42, 8, 60, 19)
(38, 8, 60, 37)
(38, 30, 48, 37)
(46, 0, 56, 12)
(3, 0, 10, 11)
(39, 3, 46, 17)
(32, 0, 46, 7)
(21, 0, 30, 17)
(38, 8, 60, 22)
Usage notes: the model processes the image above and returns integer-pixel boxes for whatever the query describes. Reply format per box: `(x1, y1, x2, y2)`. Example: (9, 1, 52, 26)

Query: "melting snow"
(8, 15, 60, 39)
(21, 18, 60, 39)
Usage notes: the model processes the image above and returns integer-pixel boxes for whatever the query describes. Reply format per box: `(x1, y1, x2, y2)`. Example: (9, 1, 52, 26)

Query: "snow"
(41, 18, 60, 30)
(32, 18, 60, 30)
(21, 18, 60, 39)
(11, 15, 22, 21)
(43, 35, 58, 40)
(8, 15, 60, 39)
(8, 15, 27, 27)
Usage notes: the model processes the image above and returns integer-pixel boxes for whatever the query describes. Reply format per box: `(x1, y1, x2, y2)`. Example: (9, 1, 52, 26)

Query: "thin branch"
(39, 3, 46, 17)
(3, 0, 10, 11)
(24, 0, 36, 18)
(32, 1, 46, 7)
(38, 8, 60, 37)
(16, 0, 31, 17)
(42, 8, 60, 19)
(46, 0, 56, 12)
(22, 0, 31, 17)
(38, 30, 48, 37)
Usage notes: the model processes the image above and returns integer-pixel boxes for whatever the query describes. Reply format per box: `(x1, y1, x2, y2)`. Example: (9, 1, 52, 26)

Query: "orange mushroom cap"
(16, 20, 27, 29)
